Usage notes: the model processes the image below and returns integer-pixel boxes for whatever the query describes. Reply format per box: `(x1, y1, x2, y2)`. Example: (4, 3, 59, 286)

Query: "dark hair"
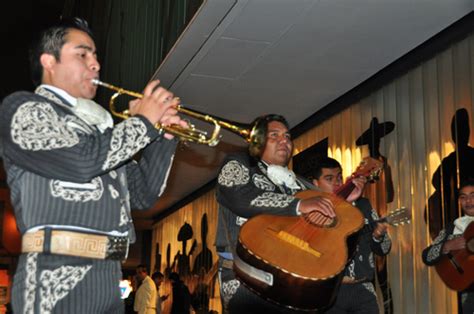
(136, 264, 148, 274)
(169, 272, 180, 282)
(306, 157, 341, 181)
(29, 17, 93, 87)
(151, 272, 164, 280)
(248, 114, 290, 157)
(459, 178, 474, 191)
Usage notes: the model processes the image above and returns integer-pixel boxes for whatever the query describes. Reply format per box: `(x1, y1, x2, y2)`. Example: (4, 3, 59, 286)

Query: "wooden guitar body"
(235, 189, 364, 311)
(435, 222, 474, 291)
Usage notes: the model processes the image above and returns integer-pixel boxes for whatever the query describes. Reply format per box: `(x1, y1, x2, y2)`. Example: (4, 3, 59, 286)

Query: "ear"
(312, 179, 320, 187)
(40, 53, 56, 72)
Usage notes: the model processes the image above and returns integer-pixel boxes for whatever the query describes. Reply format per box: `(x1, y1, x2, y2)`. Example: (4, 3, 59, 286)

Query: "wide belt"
(22, 229, 129, 260)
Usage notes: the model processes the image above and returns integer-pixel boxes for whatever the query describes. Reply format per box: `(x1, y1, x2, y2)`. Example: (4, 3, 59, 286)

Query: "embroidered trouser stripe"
(12, 253, 124, 314)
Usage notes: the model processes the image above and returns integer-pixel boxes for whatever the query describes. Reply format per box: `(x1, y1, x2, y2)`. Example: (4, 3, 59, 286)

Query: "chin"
(84, 91, 97, 99)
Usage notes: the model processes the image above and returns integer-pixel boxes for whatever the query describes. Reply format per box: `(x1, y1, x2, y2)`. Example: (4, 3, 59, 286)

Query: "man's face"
(260, 121, 293, 166)
(154, 277, 163, 288)
(136, 269, 146, 281)
(43, 29, 100, 99)
(312, 167, 343, 194)
(459, 185, 474, 217)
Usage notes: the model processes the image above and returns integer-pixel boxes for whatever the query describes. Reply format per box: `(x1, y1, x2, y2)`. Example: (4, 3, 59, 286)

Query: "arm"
(360, 201, 391, 256)
(0, 92, 163, 183)
(216, 154, 300, 218)
(126, 136, 178, 210)
(422, 228, 455, 266)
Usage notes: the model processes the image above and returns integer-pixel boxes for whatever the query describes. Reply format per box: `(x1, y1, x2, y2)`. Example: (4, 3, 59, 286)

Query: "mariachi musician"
(308, 157, 391, 314)
(214, 114, 365, 313)
(422, 179, 474, 313)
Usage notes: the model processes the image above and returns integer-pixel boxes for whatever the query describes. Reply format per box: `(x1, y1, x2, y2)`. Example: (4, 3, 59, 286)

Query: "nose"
(466, 196, 473, 205)
(90, 58, 100, 72)
(278, 134, 289, 143)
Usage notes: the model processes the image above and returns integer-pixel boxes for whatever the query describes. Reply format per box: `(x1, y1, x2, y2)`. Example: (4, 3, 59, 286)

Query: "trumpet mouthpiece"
(91, 78, 101, 86)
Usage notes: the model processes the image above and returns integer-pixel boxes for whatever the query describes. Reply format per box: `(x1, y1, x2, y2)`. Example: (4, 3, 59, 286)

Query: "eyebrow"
(74, 44, 96, 53)
(267, 129, 290, 134)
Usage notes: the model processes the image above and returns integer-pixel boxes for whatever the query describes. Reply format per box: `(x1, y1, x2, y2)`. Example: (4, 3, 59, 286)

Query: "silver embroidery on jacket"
(11, 102, 80, 150)
(370, 209, 379, 220)
(253, 174, 275, 191)
(119, 205, 129, 226)
(380, 235, 391, 254)
(102, 117, 150, 170)
(220, 279, 240, 304)
(108, 184, 119, 199)
(50, 177, 103, 202)
(218, 160, 250, 187)
(250, 192, 295, 208)
(369, 252, 374, 268)
(39, 264, 92, 313)
(426, 229, 446, 262)
(158, 154, 174, 197)
(347, 260, 355, 278)
(36, 87, 65, 106)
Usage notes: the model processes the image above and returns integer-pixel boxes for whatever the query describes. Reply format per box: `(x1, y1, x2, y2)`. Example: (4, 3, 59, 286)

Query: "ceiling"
(138, 0, 473, 227)
(0, 1, 472, 229)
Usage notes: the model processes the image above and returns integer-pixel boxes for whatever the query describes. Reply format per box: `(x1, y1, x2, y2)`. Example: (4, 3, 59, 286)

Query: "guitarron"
(235, 157, 383, 311)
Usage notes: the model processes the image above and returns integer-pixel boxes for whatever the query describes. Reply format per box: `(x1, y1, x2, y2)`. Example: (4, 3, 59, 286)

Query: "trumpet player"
(0, 17, 184, 313)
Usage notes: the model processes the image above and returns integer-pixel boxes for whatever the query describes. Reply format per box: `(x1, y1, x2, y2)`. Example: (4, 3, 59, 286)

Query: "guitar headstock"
(384, 207, 411, 226)
(353, 157, 383, 182)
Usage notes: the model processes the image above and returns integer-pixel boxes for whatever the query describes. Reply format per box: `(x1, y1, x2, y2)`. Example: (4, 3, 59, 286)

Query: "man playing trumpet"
(0, 17, 184, 313)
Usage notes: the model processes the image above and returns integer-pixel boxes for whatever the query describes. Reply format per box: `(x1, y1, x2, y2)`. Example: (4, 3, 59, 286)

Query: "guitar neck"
(335, 179, 356, 200)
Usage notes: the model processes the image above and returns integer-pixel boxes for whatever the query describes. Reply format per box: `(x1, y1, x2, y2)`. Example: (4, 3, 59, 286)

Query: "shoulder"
(1, 90, 62, 119)
(218, 152, 255, 175)
(1, 91, 40, 110)
(221, 151, 253, 166)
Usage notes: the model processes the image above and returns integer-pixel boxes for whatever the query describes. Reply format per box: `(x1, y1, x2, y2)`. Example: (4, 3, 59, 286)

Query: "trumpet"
(92, 79, 256, 147)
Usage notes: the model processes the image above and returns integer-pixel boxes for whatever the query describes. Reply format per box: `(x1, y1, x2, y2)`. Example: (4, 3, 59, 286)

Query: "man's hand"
(372, 222, 388, 241)
(159, 107, 188, 140)
(442, 237, 466, 254)
(346, 176, 367, 203)
(128, 80, 185, 136)
(299, 196, 336, 219)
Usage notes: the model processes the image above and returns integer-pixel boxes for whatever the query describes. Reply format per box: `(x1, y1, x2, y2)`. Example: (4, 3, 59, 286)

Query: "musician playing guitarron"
(422, 178, 474, 313)
(214, 114, 369, 313)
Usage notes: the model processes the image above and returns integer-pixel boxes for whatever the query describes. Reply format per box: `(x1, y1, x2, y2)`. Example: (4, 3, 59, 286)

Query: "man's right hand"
(299, 196, 336, 218)
(442, 237, 466, 254)
(128, 80, 182, 127)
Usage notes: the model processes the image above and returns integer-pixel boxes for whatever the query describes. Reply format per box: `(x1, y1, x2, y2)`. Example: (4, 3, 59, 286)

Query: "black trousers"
(218, 258, 318, 314)
(461, 291, 474, 314)
(12, 253, 124, 313)
(324, 282, 379, 314)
